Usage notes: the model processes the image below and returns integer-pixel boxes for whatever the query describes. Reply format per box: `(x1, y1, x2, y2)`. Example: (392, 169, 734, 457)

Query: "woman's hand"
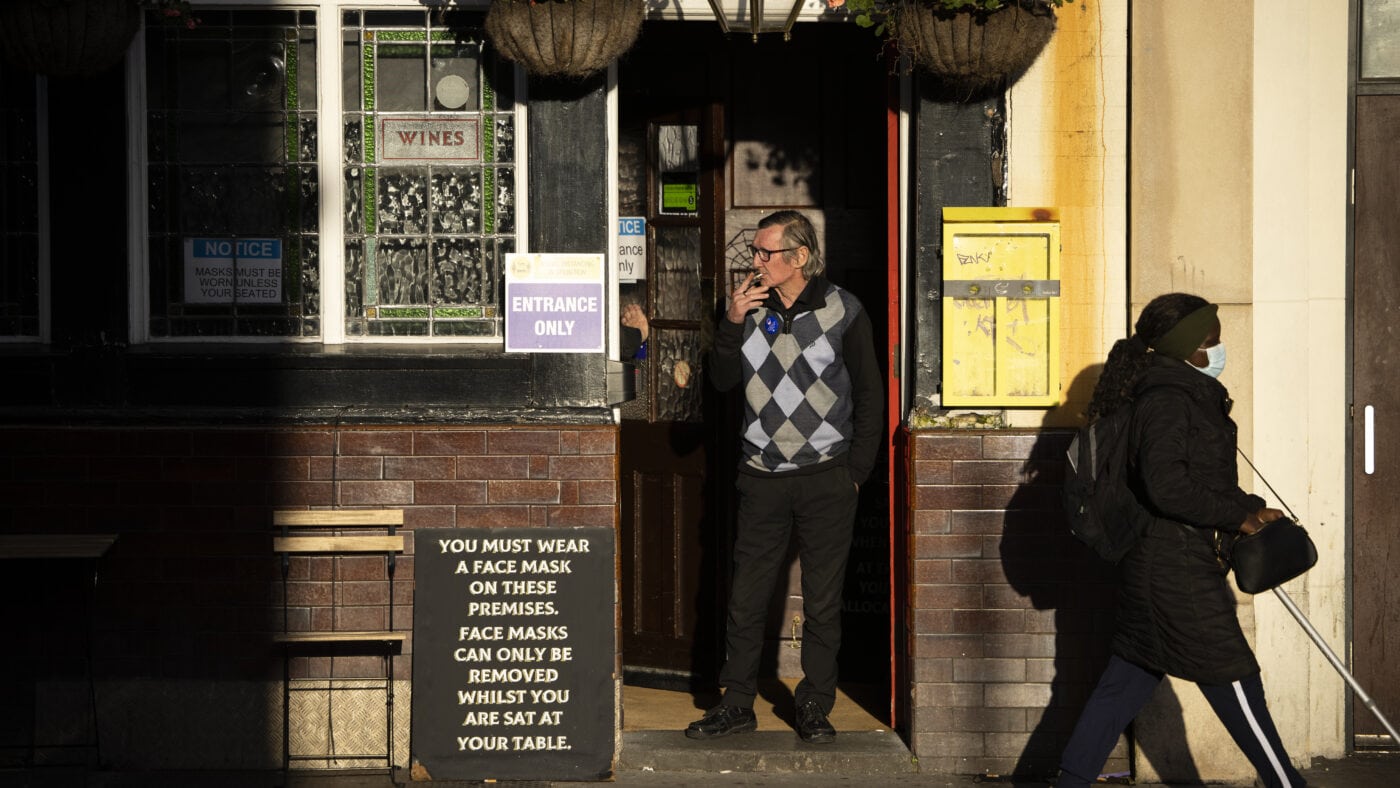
(1240, 507, 1285, 535)
(726, 272, 769, 324)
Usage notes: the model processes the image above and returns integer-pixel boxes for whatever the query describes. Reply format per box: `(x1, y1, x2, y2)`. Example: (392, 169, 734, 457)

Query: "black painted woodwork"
(910, 83, 1006, 411)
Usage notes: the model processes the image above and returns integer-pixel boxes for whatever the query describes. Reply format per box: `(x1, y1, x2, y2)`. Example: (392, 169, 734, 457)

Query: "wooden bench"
(271, 509, 405, 769)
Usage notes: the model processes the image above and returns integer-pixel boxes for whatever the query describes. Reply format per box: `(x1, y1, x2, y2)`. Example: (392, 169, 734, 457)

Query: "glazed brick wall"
(906, 429, 1124, 778)
(0, 424, 618, 684)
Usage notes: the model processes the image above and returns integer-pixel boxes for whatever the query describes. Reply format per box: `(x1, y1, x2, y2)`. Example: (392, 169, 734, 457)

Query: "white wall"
(1013, 0, 1350, 779)
(1250, 0, 1350, 764)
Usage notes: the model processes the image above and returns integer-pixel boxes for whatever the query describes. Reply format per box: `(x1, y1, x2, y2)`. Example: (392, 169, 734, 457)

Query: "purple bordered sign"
(504, 253, 606, 353)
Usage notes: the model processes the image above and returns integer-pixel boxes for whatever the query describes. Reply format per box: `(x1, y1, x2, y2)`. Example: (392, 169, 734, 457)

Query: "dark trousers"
(1057, 655, 1305, 788)
(718, 464, 858, 714)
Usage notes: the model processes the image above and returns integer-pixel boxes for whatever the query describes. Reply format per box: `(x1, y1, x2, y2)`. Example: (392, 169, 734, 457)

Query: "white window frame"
(127, 0, 527, 346)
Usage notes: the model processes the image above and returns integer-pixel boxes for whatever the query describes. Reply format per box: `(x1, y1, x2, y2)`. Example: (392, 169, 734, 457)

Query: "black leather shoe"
(684, 704, 757, 739)
(796, 699, 836, 743)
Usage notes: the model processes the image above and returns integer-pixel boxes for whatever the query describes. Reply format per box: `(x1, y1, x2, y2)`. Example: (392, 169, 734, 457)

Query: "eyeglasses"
(747, 244, 798, 263)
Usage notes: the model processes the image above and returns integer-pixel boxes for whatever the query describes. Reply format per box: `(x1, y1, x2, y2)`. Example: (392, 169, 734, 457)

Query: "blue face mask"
(1195, 343, 1226, 378)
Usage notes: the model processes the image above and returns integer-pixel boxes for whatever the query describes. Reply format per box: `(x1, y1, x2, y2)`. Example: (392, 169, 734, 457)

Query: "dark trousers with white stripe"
(1057, 655, 1305, 788)
(717, 464, 858, 714)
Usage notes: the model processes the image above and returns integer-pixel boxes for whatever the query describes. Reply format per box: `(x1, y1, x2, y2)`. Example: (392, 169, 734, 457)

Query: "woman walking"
(1056, 293, 1305, 788)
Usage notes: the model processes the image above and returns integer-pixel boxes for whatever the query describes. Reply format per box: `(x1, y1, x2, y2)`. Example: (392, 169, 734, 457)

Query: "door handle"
(1365, 405, 1375, 475)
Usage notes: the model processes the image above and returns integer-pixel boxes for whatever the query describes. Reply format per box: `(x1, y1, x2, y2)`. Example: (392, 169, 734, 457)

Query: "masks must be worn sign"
(184, 238, 283, 304)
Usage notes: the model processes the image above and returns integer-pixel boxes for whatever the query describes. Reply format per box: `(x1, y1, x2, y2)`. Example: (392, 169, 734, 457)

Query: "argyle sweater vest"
(738, 281, 862, 474)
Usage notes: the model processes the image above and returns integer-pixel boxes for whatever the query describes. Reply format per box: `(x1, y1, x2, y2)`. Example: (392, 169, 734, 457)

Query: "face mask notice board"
(410, 526, 615, 781)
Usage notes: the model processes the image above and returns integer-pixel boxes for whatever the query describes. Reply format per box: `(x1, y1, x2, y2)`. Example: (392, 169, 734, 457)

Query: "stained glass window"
(342, 10, 516, 339)
(145, 9, 319, 338)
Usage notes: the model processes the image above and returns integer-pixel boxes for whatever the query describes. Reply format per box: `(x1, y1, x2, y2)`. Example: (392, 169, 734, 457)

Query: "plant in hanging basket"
(834, 0, 1071, 94)
(0, 0, 198, 77)
(484, 0, 645, 80)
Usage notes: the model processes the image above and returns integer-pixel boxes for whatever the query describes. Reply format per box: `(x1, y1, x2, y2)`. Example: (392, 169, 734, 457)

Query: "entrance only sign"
(617, 217, 645, 282)
(504, 253, 605, 353)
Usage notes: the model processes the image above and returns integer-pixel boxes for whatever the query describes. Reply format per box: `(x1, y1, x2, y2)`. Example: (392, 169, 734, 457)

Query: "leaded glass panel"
(1, 69, 40, 339)
(145, 9, 319, 338)
(342, 10, 513, 339)
(377, 168, 430, 234)
(376, 237, 430, 304)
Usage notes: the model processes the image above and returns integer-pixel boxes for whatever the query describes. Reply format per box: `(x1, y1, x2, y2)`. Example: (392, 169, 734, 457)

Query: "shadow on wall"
(998, 363, 1200, 783)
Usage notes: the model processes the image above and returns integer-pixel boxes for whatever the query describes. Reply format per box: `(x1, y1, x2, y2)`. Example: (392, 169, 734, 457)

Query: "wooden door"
(616, 23, 890, 694)
(617, 29, 729, 685)
(1352, 94, 1400, 745)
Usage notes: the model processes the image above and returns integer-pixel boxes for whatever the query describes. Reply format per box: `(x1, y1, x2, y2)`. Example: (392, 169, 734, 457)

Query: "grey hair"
(758, 210, 824, 278)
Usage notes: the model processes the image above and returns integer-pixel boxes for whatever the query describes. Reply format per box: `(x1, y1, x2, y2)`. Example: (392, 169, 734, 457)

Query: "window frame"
(0, 73, 49, 344)
(127, 0, 524, 346)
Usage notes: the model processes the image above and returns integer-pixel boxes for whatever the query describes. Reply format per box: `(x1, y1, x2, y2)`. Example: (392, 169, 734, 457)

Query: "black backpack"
(1062, 403, 1155, 562)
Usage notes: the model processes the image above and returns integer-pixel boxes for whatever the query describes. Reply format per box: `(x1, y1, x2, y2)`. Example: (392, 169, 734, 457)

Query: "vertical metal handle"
(1365, 405, 1375, 475)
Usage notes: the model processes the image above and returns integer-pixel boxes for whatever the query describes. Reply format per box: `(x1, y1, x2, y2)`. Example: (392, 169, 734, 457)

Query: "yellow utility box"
(941, 207, 1060, 407)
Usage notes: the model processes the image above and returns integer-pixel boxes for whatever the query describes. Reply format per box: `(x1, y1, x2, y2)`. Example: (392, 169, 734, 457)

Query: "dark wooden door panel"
(619, 421, 720, 679)
(1352, 94, 1400, 741)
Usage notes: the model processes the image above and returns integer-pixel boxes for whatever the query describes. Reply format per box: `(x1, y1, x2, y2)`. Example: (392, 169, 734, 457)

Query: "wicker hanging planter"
(895, 0, 1057, 95)
(484, 0, 645, 80)
(0, 0, 142, 77)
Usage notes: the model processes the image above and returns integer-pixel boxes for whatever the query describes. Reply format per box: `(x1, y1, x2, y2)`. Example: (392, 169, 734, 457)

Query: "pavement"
(2, 745, 1397, 788)
(14, 680, 1392, 786)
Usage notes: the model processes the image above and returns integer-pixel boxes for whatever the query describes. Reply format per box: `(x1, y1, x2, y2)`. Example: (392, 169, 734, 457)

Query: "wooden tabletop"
(0, 534, 118, 559)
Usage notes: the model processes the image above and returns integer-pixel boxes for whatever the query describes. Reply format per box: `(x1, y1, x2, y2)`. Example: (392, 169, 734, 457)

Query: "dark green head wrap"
(1149, 303, 1218, 360)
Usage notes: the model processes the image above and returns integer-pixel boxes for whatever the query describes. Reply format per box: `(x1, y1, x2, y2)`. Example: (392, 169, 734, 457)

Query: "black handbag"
(1228, 450, 1319, 594)
(1228, 516, 1318, 594)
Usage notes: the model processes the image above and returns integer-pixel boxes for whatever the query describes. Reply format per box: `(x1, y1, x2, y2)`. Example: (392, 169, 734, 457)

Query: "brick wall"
(0, 423, 618, 769)
(905, 428, 1122, 778)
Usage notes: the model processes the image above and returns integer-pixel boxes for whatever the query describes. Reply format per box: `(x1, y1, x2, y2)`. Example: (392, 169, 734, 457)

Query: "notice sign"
(183, 238, 282, 304)
(617, 217, 645, 282)
(379, 117, 481, 163)
(410, 527, 615, 782)
(504, 253, 605, 353)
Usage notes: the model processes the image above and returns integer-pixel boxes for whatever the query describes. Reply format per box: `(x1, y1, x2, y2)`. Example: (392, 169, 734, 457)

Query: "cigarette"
(744, 272, 764, 292)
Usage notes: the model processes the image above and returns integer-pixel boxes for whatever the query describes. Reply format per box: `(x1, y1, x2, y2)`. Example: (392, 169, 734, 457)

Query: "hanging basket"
(0, 0, 141, 77)
(896, 0, 1057, 95)
(484, 0, 645, 80)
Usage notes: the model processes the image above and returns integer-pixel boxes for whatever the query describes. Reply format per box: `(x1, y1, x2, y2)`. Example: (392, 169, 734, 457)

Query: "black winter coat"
(1110, 355, 1267, 685)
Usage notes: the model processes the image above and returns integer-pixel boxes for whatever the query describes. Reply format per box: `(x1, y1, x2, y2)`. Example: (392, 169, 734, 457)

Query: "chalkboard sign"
(410, 527, 615, 781)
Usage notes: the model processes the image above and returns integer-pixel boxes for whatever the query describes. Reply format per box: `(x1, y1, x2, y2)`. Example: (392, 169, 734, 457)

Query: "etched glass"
(653, 226, 702, 322)
(1362, 0, 1400, 79)
(654, 328, 703, 423)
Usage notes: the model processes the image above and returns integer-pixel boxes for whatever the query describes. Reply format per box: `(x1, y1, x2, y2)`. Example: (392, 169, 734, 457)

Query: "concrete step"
(618, 730, 918, 775)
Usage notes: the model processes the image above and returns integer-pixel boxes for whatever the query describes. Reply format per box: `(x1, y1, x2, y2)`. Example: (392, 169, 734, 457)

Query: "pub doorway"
(614, 21, 894, 733)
